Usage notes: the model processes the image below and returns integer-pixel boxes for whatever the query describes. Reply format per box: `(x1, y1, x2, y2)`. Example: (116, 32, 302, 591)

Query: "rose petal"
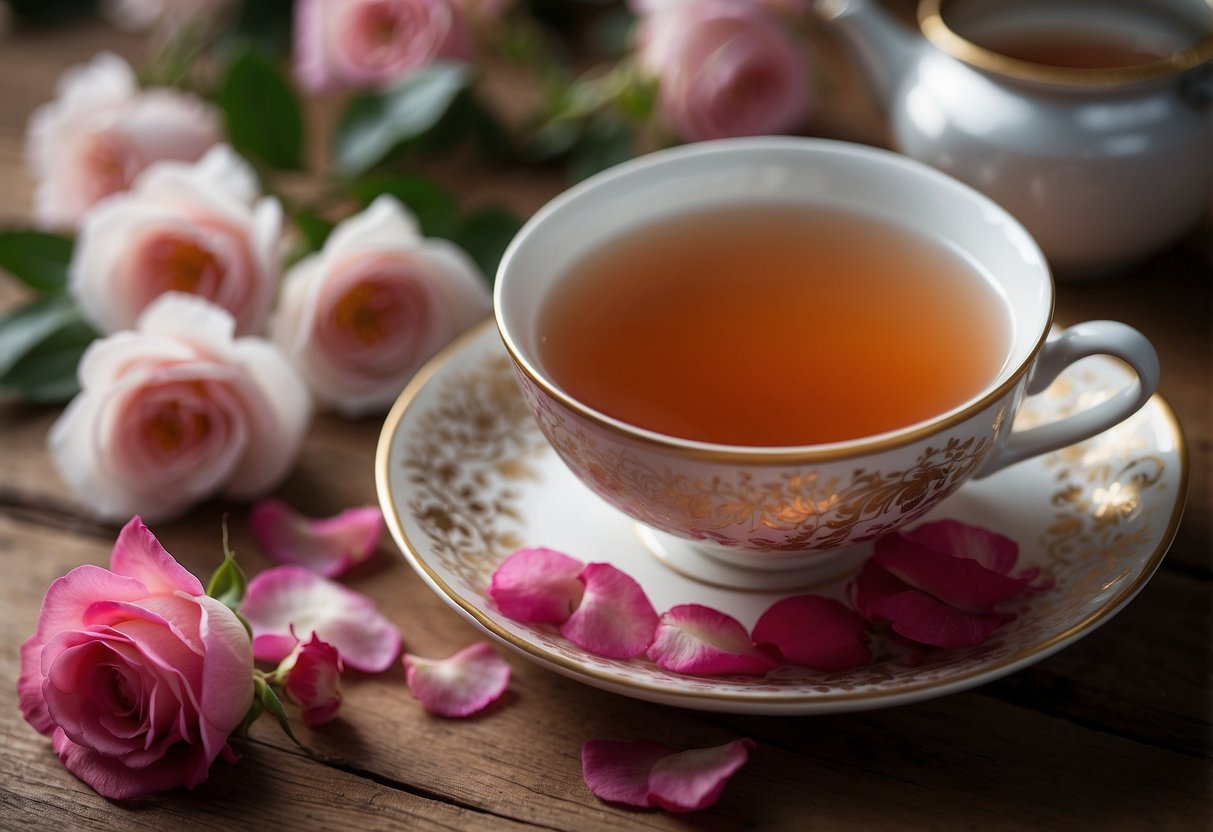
(904, 519, 1020, 574)
(110, 516, 205, 596)
(559, 563, 658, 659)
(648, 738, 756, 813)
(850, 561, 1012, 648)
(489, 547, 585, 624)
(403, 642, 511, 718)
(752, 595, 872, 672)
(249, 499, 383, 577)
(281, 633, 343, 727)
(647, 604, 776, 676)
(581, 738, 755, 812)
(582, 740, 677, 808)
(873, 532, 1029, 611)
(241, 566, 400, 672)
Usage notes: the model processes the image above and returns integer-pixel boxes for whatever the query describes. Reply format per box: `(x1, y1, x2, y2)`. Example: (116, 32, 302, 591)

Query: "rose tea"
(536, 203, 1011, 447)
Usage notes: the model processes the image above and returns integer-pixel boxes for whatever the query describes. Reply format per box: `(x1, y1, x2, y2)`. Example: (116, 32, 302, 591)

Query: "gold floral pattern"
(382, 327, 1184, 710)
(522, 374, 996, 552)
(400, 354, 550, 589)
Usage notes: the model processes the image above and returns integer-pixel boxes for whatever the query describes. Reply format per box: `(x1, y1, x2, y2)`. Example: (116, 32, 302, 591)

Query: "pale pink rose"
(635, 0, 811, 141)
(271, 195, 491, 417)
(278, 633, 343, 727)
(18, 517, 255, 800)
(49, 293, 311, 523)
(69, 145, 282, 336)
(100, 0, 238, 31)
(25, 52, 221, 231)
(294, 0, 474, 93)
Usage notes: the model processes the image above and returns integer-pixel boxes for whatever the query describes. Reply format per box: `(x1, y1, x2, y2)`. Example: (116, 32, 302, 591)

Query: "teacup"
(494, 137, 1159, 579)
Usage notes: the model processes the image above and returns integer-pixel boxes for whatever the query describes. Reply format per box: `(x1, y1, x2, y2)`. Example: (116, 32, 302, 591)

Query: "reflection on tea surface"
(537, 203, 1012, 447)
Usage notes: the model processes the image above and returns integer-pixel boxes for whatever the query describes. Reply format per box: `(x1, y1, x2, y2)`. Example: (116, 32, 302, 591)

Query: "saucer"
(376, 323, 1187, 715)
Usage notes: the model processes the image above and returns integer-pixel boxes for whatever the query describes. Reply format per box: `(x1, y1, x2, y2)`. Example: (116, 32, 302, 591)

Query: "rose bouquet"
(0, 0, 819, 520)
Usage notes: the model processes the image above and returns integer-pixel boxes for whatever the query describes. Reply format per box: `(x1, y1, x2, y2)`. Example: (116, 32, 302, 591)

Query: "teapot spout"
(816, 0, 920, 112)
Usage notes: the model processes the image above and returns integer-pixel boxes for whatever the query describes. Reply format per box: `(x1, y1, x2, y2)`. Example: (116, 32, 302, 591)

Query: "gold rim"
(375, 324, 1190, 709)
(919, 0, 1213, 87)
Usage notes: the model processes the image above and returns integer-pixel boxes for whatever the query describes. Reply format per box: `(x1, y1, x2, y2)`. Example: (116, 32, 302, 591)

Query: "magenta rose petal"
(905, 519, 1020, 574)
(280, 633, 344, 727)
(241, 565, 400, 672)
(489, 547, 586, 624)
(752, 595, 872, 672)
(853, 562, 1012, 648)
(403, 642, 511, 718)
(647, 604, 777, 676)
(249, 499, 383, 577)
(559, 563, 658, 659)
(647, 738, 756, 813)
(581, 739, 677, 808)
(873, 532, 1029, 611)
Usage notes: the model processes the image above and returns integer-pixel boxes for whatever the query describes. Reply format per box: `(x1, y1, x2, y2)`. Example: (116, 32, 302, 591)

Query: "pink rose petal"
(647, 604, 776, 676)
(873, 532, 1029, 611)
(582, 740, 677, 808)
(403, 642, 511, 718)
(582, 738, 755, 812)
(249, 499, 383, 578)
(281, 633, 343, 726)
(110, 515, 205, 596)
(648, 738, 755, 813)
(560, 563, 658, 659)
(905, 519, 1019, 574)
(489, 547, 585, 624)
(752, 595, 872, 672)
(241, 566, 400, 672)
(850, 561, 1012, 648)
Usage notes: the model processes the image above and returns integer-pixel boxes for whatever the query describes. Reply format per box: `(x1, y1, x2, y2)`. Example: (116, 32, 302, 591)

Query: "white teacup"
(494, 138, 1159, 577)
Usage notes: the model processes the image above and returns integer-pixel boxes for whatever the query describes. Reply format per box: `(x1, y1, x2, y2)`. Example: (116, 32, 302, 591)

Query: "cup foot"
(635, 525, 872, 592)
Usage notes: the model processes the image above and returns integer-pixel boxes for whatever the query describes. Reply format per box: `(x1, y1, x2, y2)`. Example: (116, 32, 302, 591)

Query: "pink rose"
(278, 633, 344, 726)
(69, 145, 282, 337)
(49, 293, 311, 522)
(271, 196, 491, 417)
(25, 52, 221, 230)
(635, 0, 811, 141)
(18, 517, 255, 800)
(294, 0, 473, 93)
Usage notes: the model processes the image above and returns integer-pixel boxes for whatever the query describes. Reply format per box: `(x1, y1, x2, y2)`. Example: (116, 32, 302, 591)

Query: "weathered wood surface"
(1, 10, 1210, 831)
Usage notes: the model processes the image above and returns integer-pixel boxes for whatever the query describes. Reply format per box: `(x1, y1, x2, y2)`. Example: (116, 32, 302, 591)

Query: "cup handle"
(973, 321, 1160, 479)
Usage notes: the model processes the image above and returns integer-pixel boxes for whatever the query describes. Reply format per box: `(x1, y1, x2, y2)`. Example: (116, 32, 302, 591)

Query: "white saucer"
(376, 323, 1187, 715)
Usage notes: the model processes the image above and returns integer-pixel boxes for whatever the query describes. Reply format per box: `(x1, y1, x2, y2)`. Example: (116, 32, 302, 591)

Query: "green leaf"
(333, 62, 471, 179)
(350, 174, 460, 240)
(0, 315, 97, 403)
(224, 1, 294, 56)
(206, 519, 248, 612)
(568, 117, 634, 183)
(234, 689, 264, 738)
(456, 207, 524, 284)
(0, 295, 85, 378)
(293, 210, 336, 254)
(0, 230, 74, 294)
(255, 676, 303, 747)
(216, 48, 304, 171)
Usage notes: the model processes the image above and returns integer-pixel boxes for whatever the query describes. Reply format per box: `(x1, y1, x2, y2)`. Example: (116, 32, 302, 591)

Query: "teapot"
(817, 0, 1213, 276)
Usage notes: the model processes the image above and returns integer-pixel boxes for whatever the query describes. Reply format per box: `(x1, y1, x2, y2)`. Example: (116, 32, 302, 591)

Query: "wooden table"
(2, 11, 1209, 831)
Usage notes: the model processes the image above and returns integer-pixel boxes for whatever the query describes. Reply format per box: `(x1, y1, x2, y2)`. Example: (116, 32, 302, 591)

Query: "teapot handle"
(973, 321, 1160, 478)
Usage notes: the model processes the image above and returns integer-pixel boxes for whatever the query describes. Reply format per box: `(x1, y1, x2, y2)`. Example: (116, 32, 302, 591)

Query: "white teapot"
(818, 0, 1213, 275)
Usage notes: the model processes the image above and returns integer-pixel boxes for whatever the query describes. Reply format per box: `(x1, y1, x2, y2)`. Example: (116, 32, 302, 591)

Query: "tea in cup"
(494, 138, 1160, 575)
